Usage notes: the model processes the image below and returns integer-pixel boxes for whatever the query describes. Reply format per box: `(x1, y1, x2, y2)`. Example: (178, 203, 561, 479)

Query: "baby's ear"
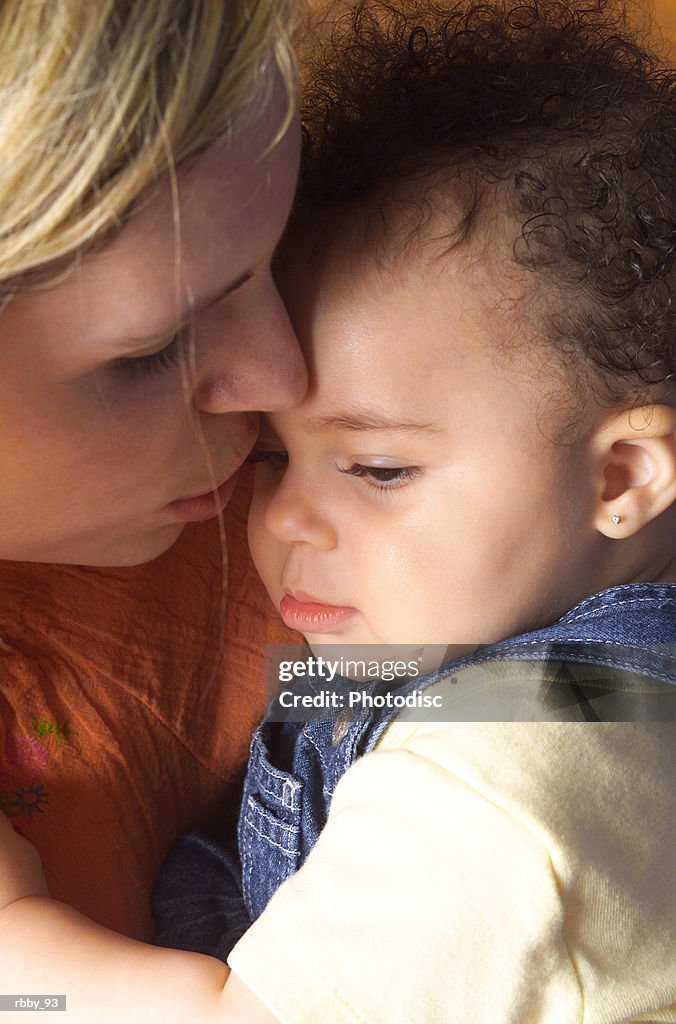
(591, 405, 676, 537)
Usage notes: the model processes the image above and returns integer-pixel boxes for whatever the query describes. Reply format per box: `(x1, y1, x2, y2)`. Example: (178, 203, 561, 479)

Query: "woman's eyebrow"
(306, 411, 442, 434)
(121, 271, 253, 347)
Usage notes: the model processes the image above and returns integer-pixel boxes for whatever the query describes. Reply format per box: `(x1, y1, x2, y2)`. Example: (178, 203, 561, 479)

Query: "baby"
(1, 1, 675, 1021)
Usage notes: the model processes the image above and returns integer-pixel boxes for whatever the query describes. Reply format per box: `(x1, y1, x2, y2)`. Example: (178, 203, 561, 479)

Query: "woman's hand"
(0, 811, 48, 911)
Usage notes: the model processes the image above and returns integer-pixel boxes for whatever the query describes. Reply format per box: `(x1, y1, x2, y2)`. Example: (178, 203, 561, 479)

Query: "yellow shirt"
(230, 719, 675, 1023)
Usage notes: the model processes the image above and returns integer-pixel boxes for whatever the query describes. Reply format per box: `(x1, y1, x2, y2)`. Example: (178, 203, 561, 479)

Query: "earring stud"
(611, 514, 621, 525)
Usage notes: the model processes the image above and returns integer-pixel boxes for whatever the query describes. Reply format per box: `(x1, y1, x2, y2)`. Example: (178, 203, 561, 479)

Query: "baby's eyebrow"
(306, 411, 442, 434)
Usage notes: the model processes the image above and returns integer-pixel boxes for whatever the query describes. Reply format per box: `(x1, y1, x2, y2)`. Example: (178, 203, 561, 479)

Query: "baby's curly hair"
(298, 0, 675, 406)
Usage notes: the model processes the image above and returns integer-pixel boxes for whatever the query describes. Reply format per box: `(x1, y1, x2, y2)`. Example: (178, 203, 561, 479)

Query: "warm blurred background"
(654, 0, 675, 39)
(638, 0, 676, 55)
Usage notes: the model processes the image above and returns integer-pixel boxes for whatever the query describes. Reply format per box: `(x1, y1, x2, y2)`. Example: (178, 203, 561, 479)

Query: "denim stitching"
(245, 798, 300, 837)
(241, 803, 253, 907)
(302, 727, 338, 800)
(281, 780, 297, 811)
(253, 756, 300, 786)
(563, 598, 676, 622)
(256, 774, 301, 810)
(303, 725, 331, 772)
(506, 637, 676, 662)
(244, 816, 299, 858)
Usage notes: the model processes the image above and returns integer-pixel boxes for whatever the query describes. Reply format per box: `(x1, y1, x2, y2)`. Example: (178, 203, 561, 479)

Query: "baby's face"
(248, 229, 603, 649)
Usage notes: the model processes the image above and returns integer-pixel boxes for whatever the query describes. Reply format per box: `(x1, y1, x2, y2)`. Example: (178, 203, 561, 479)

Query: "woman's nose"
(194, 282, 307, 415)
(263, 473, 338, 551)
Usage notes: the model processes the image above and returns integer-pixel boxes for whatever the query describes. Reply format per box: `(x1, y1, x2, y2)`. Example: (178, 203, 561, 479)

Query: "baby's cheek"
(247, 526, 269, 585)
(247, 507, 281, 600)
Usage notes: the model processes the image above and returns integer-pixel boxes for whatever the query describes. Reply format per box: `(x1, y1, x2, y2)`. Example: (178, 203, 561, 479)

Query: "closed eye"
(113, 331, 183, 376)
(338, 463, 420, 491)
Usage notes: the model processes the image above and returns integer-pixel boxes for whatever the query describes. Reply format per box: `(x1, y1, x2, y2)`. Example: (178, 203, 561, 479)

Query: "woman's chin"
(7, 521, 187, 569)
(91, 523, 188, 567)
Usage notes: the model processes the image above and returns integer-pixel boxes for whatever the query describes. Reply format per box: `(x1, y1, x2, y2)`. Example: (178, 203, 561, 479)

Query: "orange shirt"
(0, 468, 297, 940)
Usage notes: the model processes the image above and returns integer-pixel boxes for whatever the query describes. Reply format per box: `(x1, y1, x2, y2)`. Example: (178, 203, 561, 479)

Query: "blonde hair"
(0, 0, 296, 297)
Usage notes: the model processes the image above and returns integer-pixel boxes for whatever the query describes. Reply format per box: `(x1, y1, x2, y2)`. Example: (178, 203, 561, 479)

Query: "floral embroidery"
(31, 717, 77, 746)
(10, 782, 50, 818)
(6, 735, 48, 774)
(1, 714, 75, 828)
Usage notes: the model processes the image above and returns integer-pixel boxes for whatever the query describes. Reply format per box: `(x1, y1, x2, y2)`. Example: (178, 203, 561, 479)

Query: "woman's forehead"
(6, 117, 300, 356)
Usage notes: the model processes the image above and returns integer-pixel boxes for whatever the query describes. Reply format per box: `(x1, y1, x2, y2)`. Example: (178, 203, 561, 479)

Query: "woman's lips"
(167, 473, 239, 522)
(279, 594, 357, 633)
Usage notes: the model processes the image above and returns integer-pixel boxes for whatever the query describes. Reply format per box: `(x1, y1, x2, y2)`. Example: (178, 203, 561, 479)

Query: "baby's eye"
(246, 448, 289, 469)
(338, 463, 420, 491)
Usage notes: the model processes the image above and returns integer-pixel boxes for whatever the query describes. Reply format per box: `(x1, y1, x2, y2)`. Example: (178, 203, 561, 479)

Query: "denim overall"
(153, 583, 676, 961)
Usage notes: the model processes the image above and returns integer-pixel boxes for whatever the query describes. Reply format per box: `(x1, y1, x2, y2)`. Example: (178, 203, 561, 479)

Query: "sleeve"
(227, 745, 582, 1024)
(153, 829, 252, 962)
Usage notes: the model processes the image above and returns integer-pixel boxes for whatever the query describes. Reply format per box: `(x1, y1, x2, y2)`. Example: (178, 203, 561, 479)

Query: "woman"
(0, 0, 304, 940)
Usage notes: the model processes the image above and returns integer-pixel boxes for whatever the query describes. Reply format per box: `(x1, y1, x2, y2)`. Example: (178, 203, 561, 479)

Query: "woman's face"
(0, 71, 306, 566)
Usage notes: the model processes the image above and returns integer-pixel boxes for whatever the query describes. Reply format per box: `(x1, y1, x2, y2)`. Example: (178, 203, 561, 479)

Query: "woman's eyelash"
(113, 332, 182, 376)
(338, 463, 420, 490)
(246, 449, 289, 466)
